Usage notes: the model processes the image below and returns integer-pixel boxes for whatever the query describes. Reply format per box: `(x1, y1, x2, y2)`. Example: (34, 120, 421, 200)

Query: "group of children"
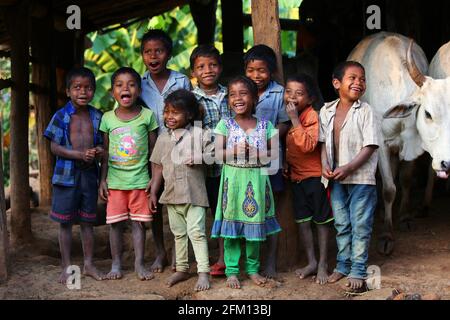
(44, 28, 379, 292)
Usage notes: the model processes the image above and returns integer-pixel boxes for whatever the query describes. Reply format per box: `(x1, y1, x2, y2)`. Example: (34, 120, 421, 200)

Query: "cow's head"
(383, 41, 450, 178)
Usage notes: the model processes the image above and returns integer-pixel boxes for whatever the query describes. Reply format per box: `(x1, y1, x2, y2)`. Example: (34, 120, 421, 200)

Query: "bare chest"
(69, 113, 94, 150)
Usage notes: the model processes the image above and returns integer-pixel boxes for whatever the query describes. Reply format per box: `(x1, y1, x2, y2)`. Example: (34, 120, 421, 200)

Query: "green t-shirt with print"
(100, 107, 158, 190)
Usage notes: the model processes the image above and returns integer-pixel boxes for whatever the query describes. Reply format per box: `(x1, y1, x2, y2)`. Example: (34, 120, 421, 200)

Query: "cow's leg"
(398, 161, 416, 231)
(417, 162, 434, 218)
(377, 146, 396, 255)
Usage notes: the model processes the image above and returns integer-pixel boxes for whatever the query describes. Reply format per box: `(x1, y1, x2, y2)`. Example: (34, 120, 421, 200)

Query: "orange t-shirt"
(286, 106, 322, 182)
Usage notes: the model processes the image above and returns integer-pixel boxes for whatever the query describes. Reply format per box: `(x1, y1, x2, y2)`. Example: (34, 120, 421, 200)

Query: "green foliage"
(85, 1, 303, 111)
(0, 58, 11, 186)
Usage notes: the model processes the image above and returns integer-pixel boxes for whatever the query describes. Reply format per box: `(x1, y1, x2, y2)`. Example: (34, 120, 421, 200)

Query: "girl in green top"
(211, 76, 281, 289)
(99, 67, 158, 281)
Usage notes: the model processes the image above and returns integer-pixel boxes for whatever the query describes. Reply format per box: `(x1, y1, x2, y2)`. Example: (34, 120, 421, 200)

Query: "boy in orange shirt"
(284, 74, 333, 285)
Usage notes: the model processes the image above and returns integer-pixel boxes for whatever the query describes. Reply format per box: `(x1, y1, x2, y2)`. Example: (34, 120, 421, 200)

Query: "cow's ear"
(383, 101, 419, 119)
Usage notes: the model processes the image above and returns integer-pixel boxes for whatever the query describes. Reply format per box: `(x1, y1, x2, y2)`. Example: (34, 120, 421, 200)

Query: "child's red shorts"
(106, 189, 152, 224)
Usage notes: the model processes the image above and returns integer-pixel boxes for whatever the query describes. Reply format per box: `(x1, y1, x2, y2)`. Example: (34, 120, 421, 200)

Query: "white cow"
(348, 32, 450, 255)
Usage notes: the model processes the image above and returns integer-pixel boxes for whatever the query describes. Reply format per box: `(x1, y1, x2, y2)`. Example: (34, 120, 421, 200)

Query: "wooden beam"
(0, 51, 10, 58)
(31, 9, 54, 207)
(0, 78, 12, 90)
(251, 0, 284, 83)
(251, 0, 298, 271)
(243, 14, 300, 31)
(221, 0, 243, 53)
(3, 0, 32, 245)
(190, 0, 217, 46)
(0, 117, 8, 283)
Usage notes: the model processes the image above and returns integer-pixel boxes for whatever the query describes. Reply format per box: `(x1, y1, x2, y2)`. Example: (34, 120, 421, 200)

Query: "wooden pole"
(31, 11, 54, 207)
(4, 0, 33, 245)
(251, 0, 298, 270)
(190, 0, 217, 46)
(251, 0, 284, 84)
(0, 119, 8, 283)
(221, 0, 244, 53)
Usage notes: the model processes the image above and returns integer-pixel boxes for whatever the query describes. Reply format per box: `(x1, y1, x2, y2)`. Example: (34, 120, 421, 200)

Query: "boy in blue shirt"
(140, 29, 191, 272)
(190, 44, 231, 276)
(44, 67, 104, 284)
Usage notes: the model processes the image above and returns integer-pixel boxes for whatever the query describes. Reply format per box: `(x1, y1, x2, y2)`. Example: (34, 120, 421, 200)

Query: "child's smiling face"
(191, 56, 222, 90)
(245, 59, 271, 93)
(228, 81, 254, 116)
(142, 39, 170, 76)
(284, 81, 313, 113)
(163, 103, 189, 130)
(333, 65, 366, 102)
(66, 76, 95, 108)
(112, 73, 141, 108)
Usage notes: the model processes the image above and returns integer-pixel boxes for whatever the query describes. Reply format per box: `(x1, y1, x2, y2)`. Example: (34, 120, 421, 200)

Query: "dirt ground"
(0, 190, 449, 300)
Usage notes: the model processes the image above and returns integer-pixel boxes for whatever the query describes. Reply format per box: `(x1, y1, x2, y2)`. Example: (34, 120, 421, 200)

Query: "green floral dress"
(211, 117, 282, 241)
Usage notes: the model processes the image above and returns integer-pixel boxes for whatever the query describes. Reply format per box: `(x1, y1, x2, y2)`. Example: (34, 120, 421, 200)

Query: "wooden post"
(251, 0, 298, 270)
(4, 0, 33, 245)
(251, 0, 284, 84)
(0, 120, 8, 283)
(31, 11, 54, 207)
(221, 0, 244, 53)
(190, 0, 217, 46)
(220, 0, 244, 82)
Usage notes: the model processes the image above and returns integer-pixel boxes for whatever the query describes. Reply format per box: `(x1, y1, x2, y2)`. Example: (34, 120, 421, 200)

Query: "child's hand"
(236, 141, 248, 157)
(184, 155, 194, 167)
(248, 145, 258, 163)
(149, 193, 158, 214)
(145, 180, 152, 195)
(99, 180, 109, 201)
(332, 165, 352, 181)
(322, 165, 334, 180)
(82, 148, 96, 163)
(94, 146, 104, 160)
(285, 102, 299, 121)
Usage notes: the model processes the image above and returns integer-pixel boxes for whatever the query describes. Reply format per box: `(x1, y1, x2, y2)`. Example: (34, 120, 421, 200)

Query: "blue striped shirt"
(44, 101, 103, 186)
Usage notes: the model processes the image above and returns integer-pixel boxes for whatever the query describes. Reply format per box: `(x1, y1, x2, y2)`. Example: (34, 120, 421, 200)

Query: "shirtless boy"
(44, 67, 105, 284)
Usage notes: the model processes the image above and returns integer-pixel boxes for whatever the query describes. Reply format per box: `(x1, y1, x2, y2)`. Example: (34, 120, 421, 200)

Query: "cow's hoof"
(377, 235, 395, 256)
(399, 218, 416, 232)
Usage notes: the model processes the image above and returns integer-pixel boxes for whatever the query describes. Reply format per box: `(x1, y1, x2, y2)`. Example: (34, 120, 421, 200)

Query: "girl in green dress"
(211, 76, 281, 289)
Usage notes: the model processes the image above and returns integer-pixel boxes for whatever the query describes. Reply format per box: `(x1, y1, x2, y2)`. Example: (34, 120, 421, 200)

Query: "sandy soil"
(0, 192, 449, 300)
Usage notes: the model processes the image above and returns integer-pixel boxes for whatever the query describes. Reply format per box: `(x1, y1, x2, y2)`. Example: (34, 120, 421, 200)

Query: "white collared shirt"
(319, 98, 380, 185)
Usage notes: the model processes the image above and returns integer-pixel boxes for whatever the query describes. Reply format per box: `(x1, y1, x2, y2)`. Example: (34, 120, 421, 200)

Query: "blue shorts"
(269, 169, 285, 193)
(50, 166, 98, 224)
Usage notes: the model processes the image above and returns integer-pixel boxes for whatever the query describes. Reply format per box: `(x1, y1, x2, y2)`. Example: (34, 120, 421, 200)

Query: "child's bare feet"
(59, 267, 70, 284)
(261, 264, 277, 279)
(135, 263, 154, 281)
(346, 277, 365, 290)
(314, 263, 329, 285)
(167, 271, 190, 287)
(226, 275, 241, 289)
(195, 272, 210, 291)
(295, 262, 317, 279)
(151, 254, 168, 273)
(327, 271, 345, 283)
(106, 263, 123, 280)
(249, 273, 267, 286)
(83, 264, 105, 281)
